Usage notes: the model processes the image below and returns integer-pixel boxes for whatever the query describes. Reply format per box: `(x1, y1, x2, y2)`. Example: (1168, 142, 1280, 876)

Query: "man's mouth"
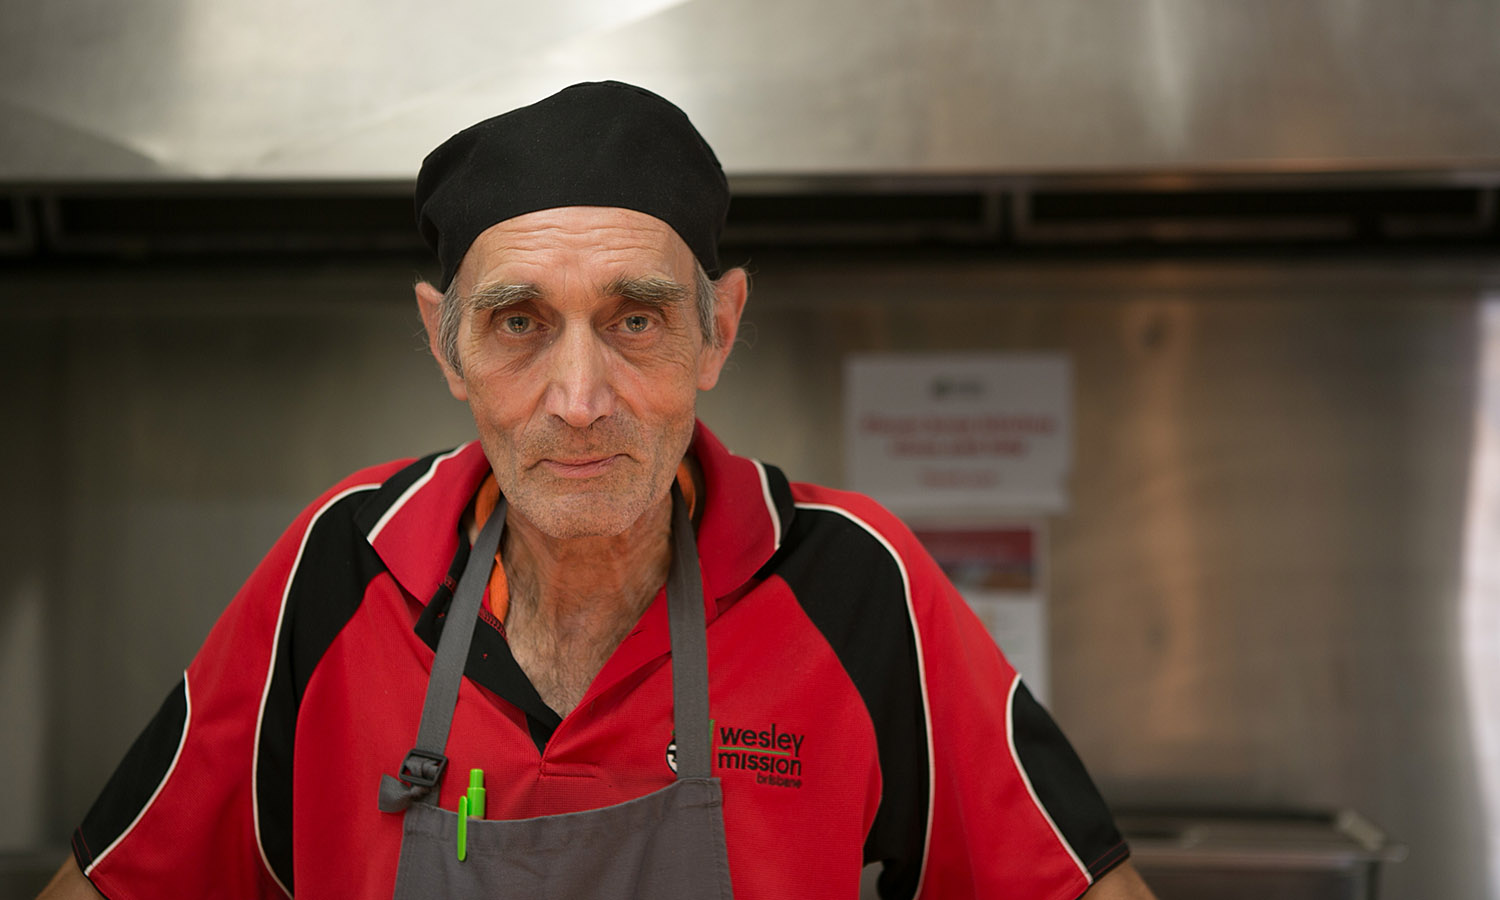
(537, 454, 624, 478)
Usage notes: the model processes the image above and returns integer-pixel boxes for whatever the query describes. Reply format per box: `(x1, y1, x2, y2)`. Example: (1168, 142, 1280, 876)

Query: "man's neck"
(498, 493, 674, 716)
(502, 493, 674, 626)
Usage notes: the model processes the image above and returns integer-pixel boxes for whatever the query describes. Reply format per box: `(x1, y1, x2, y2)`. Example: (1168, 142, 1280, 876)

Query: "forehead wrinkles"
(458, 210, 693, 288)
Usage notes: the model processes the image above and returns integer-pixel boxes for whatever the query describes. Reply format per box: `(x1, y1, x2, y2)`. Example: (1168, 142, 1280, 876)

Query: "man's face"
(425, 206, 738, 540)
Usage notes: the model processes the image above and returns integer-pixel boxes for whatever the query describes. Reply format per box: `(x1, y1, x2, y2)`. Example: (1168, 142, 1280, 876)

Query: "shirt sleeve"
(70, 478, 376, 900)
(899, 530, 1130, 900)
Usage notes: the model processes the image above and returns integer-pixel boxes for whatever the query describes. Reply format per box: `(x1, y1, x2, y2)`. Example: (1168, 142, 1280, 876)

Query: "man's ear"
(415, 280, 468, 402)
(697, 268, 749, 391)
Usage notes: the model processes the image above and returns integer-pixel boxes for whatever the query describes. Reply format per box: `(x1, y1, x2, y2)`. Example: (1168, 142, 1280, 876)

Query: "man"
(41, 81, 1155, 899)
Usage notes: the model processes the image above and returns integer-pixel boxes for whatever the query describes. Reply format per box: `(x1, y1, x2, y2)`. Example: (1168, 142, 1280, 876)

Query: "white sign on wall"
(845, 354, 1073, 514)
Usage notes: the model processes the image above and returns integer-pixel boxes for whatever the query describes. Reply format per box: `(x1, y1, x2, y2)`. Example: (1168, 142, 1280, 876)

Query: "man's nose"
(544, 325, 614, 427)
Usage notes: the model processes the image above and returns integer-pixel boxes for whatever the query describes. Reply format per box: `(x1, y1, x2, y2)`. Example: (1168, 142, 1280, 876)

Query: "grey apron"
(377, 486, 734, 900)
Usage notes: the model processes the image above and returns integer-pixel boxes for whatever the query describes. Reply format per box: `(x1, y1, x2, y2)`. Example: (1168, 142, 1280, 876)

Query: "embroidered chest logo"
(716, 723, 805, 788)
(668, 722, 807, 789)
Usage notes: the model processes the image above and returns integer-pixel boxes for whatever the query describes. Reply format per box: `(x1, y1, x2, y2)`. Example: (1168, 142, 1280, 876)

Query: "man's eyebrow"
(467, 282, 541, 311)
(606, 275, 691, 307)
(465, 277, 689, 312)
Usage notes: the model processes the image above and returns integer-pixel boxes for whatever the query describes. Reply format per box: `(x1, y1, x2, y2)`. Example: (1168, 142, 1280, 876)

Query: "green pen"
(456, 796, 468, 861)
(455, 769, 485, 861)
(467, 768, 486, 819)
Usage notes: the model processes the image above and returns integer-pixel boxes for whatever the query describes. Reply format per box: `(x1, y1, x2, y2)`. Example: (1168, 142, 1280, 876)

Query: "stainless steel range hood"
(3, 0, 1500, 183)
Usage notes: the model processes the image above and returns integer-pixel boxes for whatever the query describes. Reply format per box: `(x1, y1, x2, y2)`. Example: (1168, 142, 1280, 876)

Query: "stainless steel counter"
(1123, 810, 1406, 900)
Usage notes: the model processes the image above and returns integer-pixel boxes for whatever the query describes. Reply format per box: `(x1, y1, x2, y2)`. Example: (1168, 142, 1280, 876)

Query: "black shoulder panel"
(353, 451, 452, 537)
(773, 506, 928, 900)
(1011, 682, 1129, 880)
(256, 487, 386, 894)
(74, 678, 188, 871)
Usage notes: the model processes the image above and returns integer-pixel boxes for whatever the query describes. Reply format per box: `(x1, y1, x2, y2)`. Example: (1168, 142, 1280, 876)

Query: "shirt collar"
(360, 440, 490, 605)
(689, 420, 788, 602)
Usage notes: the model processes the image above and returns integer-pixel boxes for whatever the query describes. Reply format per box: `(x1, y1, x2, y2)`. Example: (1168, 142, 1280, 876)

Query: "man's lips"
(537, 454, 625, 478)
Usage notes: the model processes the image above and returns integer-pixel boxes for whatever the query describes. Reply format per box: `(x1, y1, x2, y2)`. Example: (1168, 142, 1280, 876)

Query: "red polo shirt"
(74, 422, 1127, 899)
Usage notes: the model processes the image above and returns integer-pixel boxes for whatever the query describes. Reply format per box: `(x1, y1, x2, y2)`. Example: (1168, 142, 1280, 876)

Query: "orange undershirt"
(471, 463, 698, 625)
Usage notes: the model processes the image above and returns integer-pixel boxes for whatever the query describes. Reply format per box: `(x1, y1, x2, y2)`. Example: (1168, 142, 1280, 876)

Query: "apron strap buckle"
(399, 748, 448, 789)
(380, 749, 448, 812)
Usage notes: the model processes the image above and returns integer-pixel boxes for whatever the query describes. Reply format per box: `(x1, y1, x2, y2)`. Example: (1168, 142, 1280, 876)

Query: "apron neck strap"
(383, 494, 508, 807)
(665, 482, 711, 779)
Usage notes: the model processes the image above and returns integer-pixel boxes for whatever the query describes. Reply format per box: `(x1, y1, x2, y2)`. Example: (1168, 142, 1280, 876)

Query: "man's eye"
(622, 315, 651, 333)
(502, 315, 534, 335)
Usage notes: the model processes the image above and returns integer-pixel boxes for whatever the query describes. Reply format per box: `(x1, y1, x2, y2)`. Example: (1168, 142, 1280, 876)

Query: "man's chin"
(507, 489, 658, 541)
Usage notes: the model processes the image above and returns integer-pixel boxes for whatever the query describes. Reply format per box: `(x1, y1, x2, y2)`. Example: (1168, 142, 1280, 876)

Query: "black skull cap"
(416, 81, 730, 290)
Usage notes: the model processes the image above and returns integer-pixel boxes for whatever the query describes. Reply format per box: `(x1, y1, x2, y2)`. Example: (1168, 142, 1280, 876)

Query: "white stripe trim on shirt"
(751, 459, 782, 552)
(794, 501, 934, 896)
(1004, 673, 1093, 885)
(85, 671, 193, 877)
